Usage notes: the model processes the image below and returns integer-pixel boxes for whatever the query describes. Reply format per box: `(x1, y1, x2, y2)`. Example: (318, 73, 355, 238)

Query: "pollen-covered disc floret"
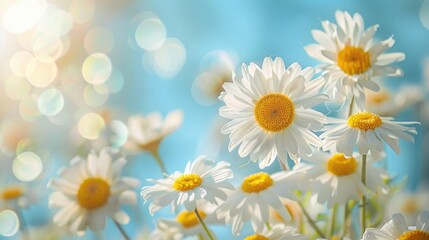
(77, 178, 111, 210)
(217, 170, 307, 235)
(141, 156, 233, 215)
(337, 46, 371, 75)
(362, 212, 429, 240)
(48, 148, 139, 234)
(173, 174, 203, 192)
(305, 10, 405, 111)
(321, 112, 417, 157)
(244, 234, 269, 240)
(176, 210, 206, 228)
(254, 93, 295, 132)
(326, 153, 357, 176)
(219, 57, 327, 168)
(347, 112, 382, 130)
(241, 172, 274, 193)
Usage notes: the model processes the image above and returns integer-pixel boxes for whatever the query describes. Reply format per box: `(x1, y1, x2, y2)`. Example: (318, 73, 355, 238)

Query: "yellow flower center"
(176, 210, 206, 228)
(241, 172, 273, 193)
(337, 46, 371, 75)
(347, 112, 382, 131)
(254, 93, 295, 132)
(1, 187, 23, 200)
(327, 153, 358, 176)
(399, 230, 429, 240)
(244, 234, 269, 240)
(77, 178, 110, 210)
(401, 198, 419, 214)
(173, 174, 203, 192)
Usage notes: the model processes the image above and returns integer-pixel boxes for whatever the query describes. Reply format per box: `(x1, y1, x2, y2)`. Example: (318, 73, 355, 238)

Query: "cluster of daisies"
(5, 10, 420, 240)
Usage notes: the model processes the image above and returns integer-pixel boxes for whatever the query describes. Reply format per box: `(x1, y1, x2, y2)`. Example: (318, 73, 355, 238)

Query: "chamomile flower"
(0, 182, 38, 209)
(153, 202, 221, 239)
(321, 111, 418, 157)
(219, 57, 328, 168)
(294, 151, 388, 208)
(48, 148, 139, 235)
(362, 212, 429, 240)
(217, 171, 305, 235)
(305, 11, 405, 110)
(124, 110, 183, 154)
(141, 155, 233, 214)
(243, 223, 307, 240)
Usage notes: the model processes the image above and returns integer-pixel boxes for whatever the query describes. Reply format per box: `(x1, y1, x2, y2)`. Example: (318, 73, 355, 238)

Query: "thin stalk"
(113, 220, 130, 240)
(298, 201, 326, 238)
(151, 150, 167, 175)
(348, 96, 354, 116)
(16, 209, 30, 240)
(361, 154, 367, 235)
(195, 209, 214, 240)
(329, 204, 338, 238)
(266, 222, 272, 230)
(342, 201, 350, 238)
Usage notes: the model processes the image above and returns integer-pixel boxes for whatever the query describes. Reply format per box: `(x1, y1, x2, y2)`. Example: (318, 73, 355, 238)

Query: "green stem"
(329, 204, 338, 238)
(151, 150, 167, 175)
(348, 96, 354, 116)
(16, 209, 30, 240)
(195, 209, 214, 240)
(113, 220, 130, 240)
(266, 222, 272, 230)
(361, 154, 367, 235)
(342, 201, 350, 238)
(298, 201, 326, 238)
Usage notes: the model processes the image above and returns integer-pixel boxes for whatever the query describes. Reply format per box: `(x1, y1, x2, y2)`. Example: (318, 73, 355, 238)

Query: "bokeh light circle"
(78, 113, 105, 140)
(82, 53, 112, 84)
(110, 120, 128, 148)
(37, 88, 64, 116)
(2, 0, 46, 34)
(25, 58, 58, 87)
(153, 38, 186, 79)
(83, 85, 108, 107)
(0, 210, 19, 237)
(135, 18, 167, 50)
(5, 75, 32, 101)
(20, 96, 41, 121)
(13, 152, 43, 181)
(84, 28, 114, 54)
(69, 0, 95, 24)
(10, 51, 33, 77)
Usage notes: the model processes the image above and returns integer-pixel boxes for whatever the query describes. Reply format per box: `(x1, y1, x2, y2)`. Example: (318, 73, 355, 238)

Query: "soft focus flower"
(321, 111, 418, 157)
(305, 11, 405, 110)
(362, 211, 429, 240)
(219, 57, 327, 168)
(141, 155, 233, 214)
(386, 190, 429, 226)
(243, 223, 308, 240)
(365, 85, 424, 117)
(48, 148, 139, 235)
(294, 151, 388, 208)
(151, 201, 221, 239)
(0, 183, 38, 209)
(124, 110, 183, 154)
(217, 170, 305, 235)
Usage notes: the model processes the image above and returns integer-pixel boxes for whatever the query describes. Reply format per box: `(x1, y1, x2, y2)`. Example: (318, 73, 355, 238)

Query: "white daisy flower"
(243, 223, 308, 240)
(219, 57, 328, 168)
(141, 155, 233, 215)
(152, 202, 221, 240)
(305, 10, 405, 110)
(294, 151, 388, 208)
(321, 111, 418, 157)
(362, 211, 429, 240)
(124, 110, 183, 154)
(48, 148, 140, 235)
(217, 171, 305, 236)
(386, 190, 429, 226)
(0, 183, 38, 209)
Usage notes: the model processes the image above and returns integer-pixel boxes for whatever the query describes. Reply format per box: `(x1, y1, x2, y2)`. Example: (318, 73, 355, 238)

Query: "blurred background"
(0, 0, 428, 239)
